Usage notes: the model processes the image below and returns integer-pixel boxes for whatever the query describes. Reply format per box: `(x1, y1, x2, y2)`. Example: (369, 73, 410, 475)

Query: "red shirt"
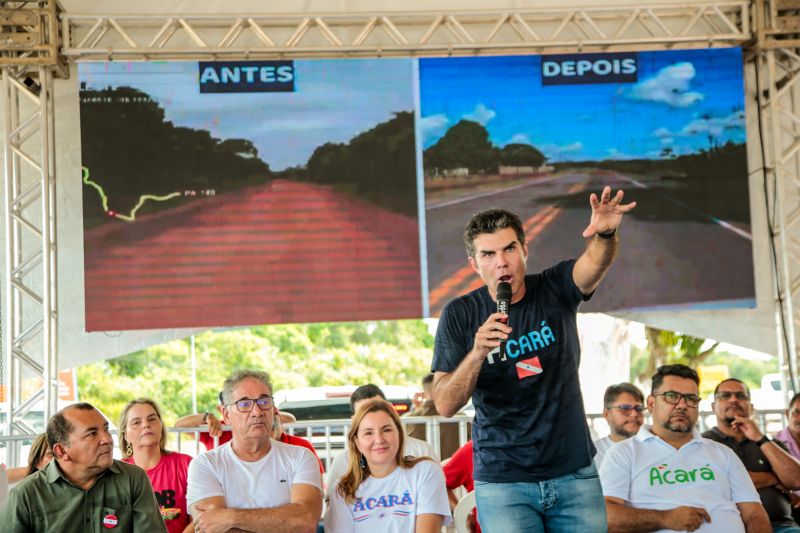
(198, 430, 232, 450)
(123, 452, 193, 533)
(198, 430, 324, 473)
(443, 440, 480, 533)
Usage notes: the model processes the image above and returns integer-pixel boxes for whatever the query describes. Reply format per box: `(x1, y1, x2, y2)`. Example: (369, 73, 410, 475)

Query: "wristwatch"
(202, 411, 210, 424)
(756, 434, 773, 447)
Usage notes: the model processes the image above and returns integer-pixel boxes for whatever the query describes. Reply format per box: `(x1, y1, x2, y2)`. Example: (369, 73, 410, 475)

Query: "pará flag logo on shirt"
(516, 356, 543, 379)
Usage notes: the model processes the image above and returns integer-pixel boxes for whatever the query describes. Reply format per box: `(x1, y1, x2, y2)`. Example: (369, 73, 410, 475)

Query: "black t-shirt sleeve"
(541, 259, 590, 309)
(432, 299, 469, 374)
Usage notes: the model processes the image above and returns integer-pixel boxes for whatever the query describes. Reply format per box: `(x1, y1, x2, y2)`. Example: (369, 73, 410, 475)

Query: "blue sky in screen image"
(418, 48, 744, 162)
(79, 59, 414, 170)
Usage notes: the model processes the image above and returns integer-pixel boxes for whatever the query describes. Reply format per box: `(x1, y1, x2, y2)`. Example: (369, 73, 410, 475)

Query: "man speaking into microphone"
(432, 186, 635, 532)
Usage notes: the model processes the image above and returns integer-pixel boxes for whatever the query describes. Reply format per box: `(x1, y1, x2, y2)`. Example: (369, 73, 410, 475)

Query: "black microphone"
(496, 282, 512, 359)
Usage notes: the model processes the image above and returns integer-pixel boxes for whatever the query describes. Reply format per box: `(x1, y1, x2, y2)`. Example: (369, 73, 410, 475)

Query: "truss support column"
(1, 66, 59, 466)
(757, 46, 800, 396)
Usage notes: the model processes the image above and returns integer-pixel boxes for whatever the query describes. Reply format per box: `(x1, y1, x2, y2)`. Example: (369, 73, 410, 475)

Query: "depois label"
(541, 53, 637, 86)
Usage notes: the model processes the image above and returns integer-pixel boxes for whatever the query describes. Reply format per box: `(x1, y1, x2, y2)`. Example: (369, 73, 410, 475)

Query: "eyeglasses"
(228, 395, 274, 412)
(608, 404, 644, 413)
(715, 391, 750, 401)
(653, 391, 701, 408)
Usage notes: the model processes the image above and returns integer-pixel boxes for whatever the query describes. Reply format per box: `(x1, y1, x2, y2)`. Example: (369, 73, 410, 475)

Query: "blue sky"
(79, 59, 415, 170)
(419, 48, 745, 162)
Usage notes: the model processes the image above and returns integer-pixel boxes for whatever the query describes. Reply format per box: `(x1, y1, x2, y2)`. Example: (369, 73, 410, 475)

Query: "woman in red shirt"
(119, 398, 193, 533)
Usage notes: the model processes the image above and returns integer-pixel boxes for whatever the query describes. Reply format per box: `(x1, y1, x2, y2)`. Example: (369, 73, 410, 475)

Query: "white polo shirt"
(599, 426, 760, 533)
(593, 435, 614, 468)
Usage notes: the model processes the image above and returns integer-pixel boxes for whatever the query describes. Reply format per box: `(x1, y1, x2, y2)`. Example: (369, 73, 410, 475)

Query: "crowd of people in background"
(0, 365, 798, 532)
(0, 179, 783, 533)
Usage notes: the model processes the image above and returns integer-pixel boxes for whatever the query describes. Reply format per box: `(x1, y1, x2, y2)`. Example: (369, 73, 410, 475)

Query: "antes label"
(199, 61, 295, 93)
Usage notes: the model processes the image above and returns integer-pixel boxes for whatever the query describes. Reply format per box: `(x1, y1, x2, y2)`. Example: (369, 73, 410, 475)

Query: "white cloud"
(680, 109, 745, 137)
(660, 137, 674, 145)
(605, 147, 634, 160)
(464, 103, 496, 125)
(652, 127, 673, 138)
(628, 62, 705, 108)
(541, 141, 584, 161)
(420, 113, 450, 143)
(506, 133, 533, 145)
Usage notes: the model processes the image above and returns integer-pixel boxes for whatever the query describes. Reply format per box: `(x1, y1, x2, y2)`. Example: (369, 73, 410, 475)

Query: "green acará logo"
(649, 463, 715, 486)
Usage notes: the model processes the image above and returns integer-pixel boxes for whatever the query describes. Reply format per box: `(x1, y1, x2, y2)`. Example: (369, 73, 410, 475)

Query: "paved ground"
(425, 170, 755, 316)
(84, 180, 423, 331)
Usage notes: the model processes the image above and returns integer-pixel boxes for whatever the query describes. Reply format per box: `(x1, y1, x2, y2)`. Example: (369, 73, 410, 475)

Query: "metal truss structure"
(1, 0, 799, 462)
(1, 1, 62, 464)
(754, 0, 800, 394)
(60, 3, 750, 60)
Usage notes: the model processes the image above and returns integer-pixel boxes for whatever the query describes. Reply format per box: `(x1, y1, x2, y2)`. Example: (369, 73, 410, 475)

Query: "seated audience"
(600, 365, 770, 533)
(703, 378, 800, 533)
(24, 433, 54, 477)
(186, 370, 322, 533)
(272, 407, 325, 475)
(175, 397, 299, 451)
(776, 392, 800, 523)
(443, 440, 480, 533)
(408, 373, 436, 416)
(119, 398, 194, 533)
(6, 433, 53, 486)
(406, 373, 468, 460)
(594, 382, 645, 467)
(326, 384, 439, 496)
(1, 402, 166, 532)
(324, 399, 451, 532)
(174, 399, 230, 450)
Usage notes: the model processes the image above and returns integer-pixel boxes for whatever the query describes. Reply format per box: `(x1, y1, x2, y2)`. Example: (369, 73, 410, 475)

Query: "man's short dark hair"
(463, 208, 526, 258)
(604, 383, 644, 407)
(789, 392, 800, 410)
(651, 364, 700, 394)
(713, 378, 751, 398)
(46, 402, 96, 449)
(350, 384, 386, 413)
(421, 373, 434, 386)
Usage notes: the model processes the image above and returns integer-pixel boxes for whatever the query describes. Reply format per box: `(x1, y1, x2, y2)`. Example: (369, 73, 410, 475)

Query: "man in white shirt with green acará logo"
(599, 364, 771, 533)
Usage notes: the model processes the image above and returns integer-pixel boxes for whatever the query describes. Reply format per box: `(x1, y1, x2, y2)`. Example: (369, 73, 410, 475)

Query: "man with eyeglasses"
(777, 392, 800, 525)
(703, 378, 800, 533)
(600, 364, 770, 532)
(186, 370, 322, 533)
(594, 383, 645, 467)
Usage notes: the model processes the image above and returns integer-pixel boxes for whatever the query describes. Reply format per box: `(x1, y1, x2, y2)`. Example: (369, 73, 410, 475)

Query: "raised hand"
(582, 186, 636, 238)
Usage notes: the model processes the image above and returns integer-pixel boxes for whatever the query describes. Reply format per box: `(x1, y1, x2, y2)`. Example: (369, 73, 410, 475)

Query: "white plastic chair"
(453, 490, 476, 533)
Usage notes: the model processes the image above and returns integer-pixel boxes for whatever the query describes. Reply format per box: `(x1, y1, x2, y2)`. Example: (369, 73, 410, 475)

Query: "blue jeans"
(474, 462, 608, 533)
(774, 526, 800, 533)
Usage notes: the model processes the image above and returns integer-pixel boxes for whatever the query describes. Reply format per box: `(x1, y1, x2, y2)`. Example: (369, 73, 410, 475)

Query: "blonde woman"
(324, 399, 451, 533)
(120, 398, 193, 533)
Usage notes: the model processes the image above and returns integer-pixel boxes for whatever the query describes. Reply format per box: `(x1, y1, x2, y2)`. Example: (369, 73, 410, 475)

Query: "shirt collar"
(47, 458, 121, 485)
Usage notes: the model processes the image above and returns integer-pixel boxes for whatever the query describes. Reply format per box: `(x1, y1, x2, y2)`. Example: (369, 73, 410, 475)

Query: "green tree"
(499, 143, 545, 167)
(77, 320, 435, 428)
(634, 326, 719, 383)
(423, 120, 498, 174)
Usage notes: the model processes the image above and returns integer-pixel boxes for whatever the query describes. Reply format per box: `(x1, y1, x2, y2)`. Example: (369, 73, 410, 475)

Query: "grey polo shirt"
(1, 458, 167, 533)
